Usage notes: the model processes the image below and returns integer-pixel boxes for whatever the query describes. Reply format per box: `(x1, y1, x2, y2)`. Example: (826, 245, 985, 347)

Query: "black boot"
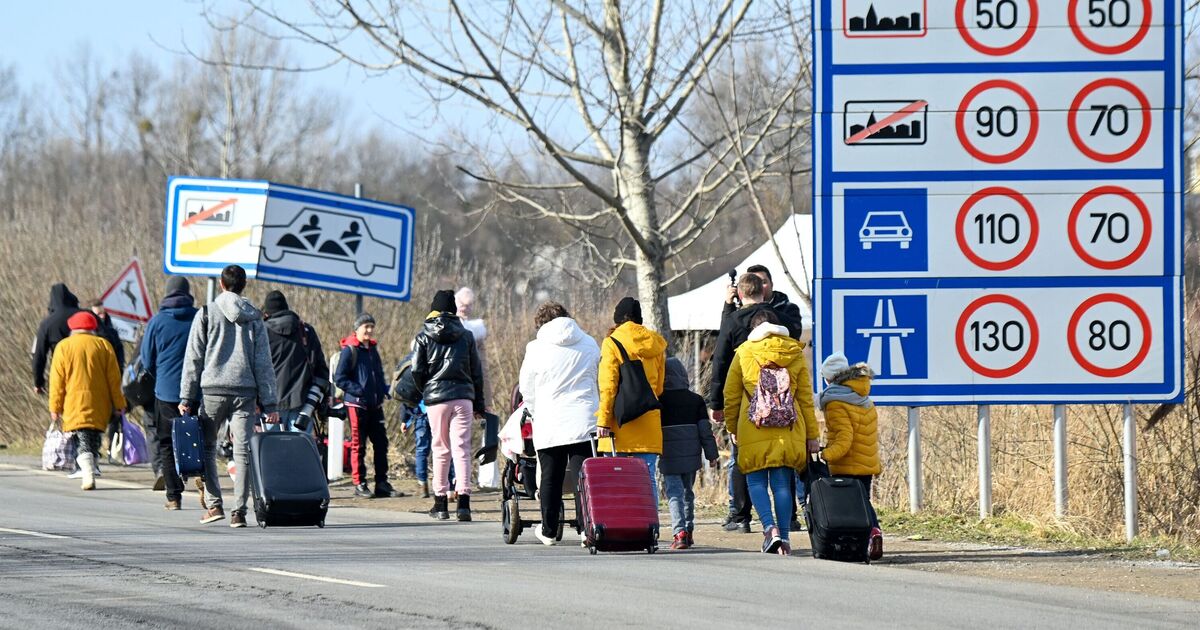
(456, 495, 472, 522)
(429, 495, 449, 520)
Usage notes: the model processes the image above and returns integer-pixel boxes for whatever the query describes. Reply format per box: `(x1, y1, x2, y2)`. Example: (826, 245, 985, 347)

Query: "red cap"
(67, 311, 99, 331)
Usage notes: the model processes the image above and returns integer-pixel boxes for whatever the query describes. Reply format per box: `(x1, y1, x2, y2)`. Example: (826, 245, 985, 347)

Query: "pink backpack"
(748, 363, 796, 428)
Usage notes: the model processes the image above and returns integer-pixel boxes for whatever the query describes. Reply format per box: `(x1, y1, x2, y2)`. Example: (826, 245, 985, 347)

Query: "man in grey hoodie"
(179, 265, 279, 528)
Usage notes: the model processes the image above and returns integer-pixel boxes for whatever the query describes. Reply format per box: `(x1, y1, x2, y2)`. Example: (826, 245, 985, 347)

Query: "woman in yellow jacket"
(49, 312, 126, 490)
(596, 298, 667, 497)
(817, 352, 883, 560)
(723, 310, 818, 556)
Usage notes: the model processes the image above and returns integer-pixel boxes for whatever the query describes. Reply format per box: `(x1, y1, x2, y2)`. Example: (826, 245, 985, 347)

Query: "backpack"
(748, 363, 797, 428)
(122, 353, 156, 410)
(390, 351, 422, 405)
(328, 346, 358, 400)
(609, 337, 661, 426)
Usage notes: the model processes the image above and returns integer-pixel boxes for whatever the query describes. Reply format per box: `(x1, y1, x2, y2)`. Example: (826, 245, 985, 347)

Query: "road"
(1, 463, 1196, 630)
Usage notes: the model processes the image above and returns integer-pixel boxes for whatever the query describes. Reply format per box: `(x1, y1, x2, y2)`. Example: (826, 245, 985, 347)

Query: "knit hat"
(613, 297, 642, 325)
(67, 311, 99, 331)
(820, 352, 850, 382)
(430, 289, 457, 314)
(164, 276, 190, 296)
(262, 290, 289, 316)
(353, 312, 376, 330)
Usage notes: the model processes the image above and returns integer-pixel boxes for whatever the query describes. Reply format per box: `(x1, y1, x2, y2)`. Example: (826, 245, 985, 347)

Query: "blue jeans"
(411, 411, 431, 483)
(746, 467, 794, 541)
(663, 472, 696, 536)
(266, 409, 312, 435)
(620, 453, 659, 505)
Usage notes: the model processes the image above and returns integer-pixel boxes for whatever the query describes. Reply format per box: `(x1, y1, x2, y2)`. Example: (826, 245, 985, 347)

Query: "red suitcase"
(578, 440, 660, 554)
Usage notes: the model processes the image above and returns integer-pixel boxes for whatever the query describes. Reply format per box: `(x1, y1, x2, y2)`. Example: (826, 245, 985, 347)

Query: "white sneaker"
(67, 469, 85, 479)
(534, 526, 557, 546)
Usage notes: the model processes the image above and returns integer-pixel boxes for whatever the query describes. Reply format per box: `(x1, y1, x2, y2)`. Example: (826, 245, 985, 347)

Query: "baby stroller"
(500, 391, 577, 544)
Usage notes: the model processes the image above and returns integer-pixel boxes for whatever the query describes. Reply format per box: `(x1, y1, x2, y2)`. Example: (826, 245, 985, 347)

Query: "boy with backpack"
(334, 313, 397, 499)
(659, 357, 719, 550)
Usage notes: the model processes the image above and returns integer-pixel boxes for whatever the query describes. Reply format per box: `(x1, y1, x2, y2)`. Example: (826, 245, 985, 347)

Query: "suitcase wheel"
(588, 546, 598, 555)
(258, 520, 268, 529)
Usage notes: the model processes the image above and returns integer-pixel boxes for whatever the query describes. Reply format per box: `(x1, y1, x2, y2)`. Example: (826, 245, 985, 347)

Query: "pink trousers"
(427, 399, 474, 496)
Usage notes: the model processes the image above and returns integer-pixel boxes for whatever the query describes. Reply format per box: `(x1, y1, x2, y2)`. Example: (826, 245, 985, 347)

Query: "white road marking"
(0, 463, 155, 489)
(248, 567, 385, 588)
(0, 527, 70, 539)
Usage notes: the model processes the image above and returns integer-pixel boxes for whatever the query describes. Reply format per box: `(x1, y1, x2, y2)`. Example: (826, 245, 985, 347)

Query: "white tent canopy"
(668, 214, 814, 335)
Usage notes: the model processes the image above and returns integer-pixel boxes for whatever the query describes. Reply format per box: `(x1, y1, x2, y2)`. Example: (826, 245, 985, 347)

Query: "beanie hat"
(164, 276, 190, 296)
(68, 311, 99, 331)
(262, 290, 289, 316)
(613, 297, 642, 325)
(820, 352, 850, 382)
(431, 289, 457, 314)
(353, 312, 376, 330)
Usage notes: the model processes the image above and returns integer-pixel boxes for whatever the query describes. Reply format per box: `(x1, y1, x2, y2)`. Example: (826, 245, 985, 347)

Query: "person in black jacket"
(261, 290, 329, 434)
(412, 289, 486, 522)
(32, 284, 83, 395)
(721, 264, 804, 335)
(334, 312, 397, 499)
(660, 357, 719, 550)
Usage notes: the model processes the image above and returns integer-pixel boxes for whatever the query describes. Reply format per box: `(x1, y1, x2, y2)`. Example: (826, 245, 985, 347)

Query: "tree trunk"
(618, 131, 672, 339)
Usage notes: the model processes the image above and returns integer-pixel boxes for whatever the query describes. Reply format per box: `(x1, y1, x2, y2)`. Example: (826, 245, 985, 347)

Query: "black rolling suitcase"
(804, 457, 872, 563)
(249, 431, 330, 528)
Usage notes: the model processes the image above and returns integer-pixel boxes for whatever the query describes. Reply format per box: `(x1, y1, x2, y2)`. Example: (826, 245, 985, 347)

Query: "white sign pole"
(353, 182, 365, 318)
(1123, 403, 1138, 541)
(1053, 404, 1068, 518)
(206, 278, 216, 304)
(907, 406, 922, 513)
(978, 405, 992, 519)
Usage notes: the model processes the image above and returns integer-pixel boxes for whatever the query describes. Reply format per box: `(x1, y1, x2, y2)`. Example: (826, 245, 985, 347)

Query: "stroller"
(500, 390, 578, 544)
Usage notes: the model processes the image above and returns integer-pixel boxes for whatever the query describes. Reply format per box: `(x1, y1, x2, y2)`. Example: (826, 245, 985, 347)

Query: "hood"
(748, 322, 791, 343)
(732, 302, 778, 329)
(423, 312, 466, 344)
(214, 291, 261, 324)
(48, 283, 79, 313)
(536, 317, 585, 347)
(614, 321, 668, 357)
(746, 327, 802, 366)
(664, 357, 690, 391)
(340, 333, 377, 349)
(160, 291, 195, 311)
(264, 310, 302, 337)
(844, 377, 872, 397)
(818, 376, 873, 411)
(163, 304, 198, 321)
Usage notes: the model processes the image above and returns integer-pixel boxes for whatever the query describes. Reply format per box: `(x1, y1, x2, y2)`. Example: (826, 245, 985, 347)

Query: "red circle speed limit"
(955, 294, 1040, 378)
(957, 0, 1039, 56)
(1068, 0, 1152, 55)
(956, 80, 1039, 164)
(955, 187, 1039, 271)
(1067, 78, 1151, 163)
(1067, 293, 1151, 377)
(1067, 186, 1152, 270)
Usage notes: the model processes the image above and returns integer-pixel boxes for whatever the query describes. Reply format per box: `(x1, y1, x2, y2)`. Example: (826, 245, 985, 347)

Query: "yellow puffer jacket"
(820, 376, 881, 476)
(49, 332, 125, 433)
(723, 324, 818, 474)
(597, 322, 667, 454)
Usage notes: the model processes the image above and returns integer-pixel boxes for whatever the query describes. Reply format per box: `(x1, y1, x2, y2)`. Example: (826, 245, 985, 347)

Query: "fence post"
(907, 406, 922, 513)
(1053, 404, 1068, 518)
(1123, 403, 1138, 541)
(978, 405, 992, 519)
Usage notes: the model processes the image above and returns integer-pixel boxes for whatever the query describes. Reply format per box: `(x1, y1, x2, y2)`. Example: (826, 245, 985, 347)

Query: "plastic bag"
(120, 414, 149, 465)
(41, 421, 76, 471)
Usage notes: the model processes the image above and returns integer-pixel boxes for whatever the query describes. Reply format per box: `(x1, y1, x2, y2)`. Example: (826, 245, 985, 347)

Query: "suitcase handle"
(589, 432, 618, 457)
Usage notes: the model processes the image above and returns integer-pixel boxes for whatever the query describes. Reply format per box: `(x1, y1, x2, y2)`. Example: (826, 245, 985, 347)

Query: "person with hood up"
(334, 312, 398, 499)
(140, 276, 199, 509)
(262, 290, 329, 434)
(818, 352, 884, 560)
(723, 309, 818, 557)
(659, 357, 719, 550)
(596, 297, 668, 500)
(32, 283, 83, 395)
(49, 312, 126, 491)
(179, 265, 279, 528)
(517, 301, 600, 546)
(412, 289, 486, 522)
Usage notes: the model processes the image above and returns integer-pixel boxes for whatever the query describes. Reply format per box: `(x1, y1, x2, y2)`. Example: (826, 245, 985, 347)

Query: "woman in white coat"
(518, 301, 601, 546)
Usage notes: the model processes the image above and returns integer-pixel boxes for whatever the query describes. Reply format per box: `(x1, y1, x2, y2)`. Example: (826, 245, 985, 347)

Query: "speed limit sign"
(1067, 293, 1153, 377)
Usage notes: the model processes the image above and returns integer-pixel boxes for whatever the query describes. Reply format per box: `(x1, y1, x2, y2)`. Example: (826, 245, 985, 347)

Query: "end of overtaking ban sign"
(813, 0, 1184, 404)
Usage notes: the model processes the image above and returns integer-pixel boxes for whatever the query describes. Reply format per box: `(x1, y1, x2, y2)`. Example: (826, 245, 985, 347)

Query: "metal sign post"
(978, 405, 992, 518)
(907, 406, 922, 512)
(1053, 404, 1068, 517)
(1123, 403, 1138, 541)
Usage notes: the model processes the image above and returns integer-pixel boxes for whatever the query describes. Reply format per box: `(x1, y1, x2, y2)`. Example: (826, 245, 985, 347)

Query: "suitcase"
(577, 439, 659, 554)
(171, 415, 205, 478)
(805, 475, 872, 563)
(249, 431, 330, 528)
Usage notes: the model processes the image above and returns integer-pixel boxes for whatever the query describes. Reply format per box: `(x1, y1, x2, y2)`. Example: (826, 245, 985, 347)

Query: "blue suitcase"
(172, 415, 205, 478)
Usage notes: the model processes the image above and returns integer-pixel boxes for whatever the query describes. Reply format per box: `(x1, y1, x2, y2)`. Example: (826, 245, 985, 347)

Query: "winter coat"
(821, 376, 881, 476)
(264, 310, 328, 411)
(461, 318, 493, 403)
(721, 289, 805, 337)
(708, 302, 803, 411)
(334, 334, 389, 408)
(412, 312, 485, 410)
(597, 321, 668, 454)
(659, 360, 718, 475)
(32, 284, 82, 390)
(518, 317, 601, 451)
(139, 296, 198, 404)
(49, 331, 126, 433)
(179, 291, 278, 412)
(723, 323, 818, 475)
(95, 313, 126, 369)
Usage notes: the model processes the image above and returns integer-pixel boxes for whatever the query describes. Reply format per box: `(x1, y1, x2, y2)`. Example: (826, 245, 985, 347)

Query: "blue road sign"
(843, 188, 928, 273)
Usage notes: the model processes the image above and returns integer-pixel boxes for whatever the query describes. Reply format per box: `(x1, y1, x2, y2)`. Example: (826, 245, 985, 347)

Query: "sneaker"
(375, 481, 405, 498)
(670, 531, 690, 550)
(869, 527, 884, 560)
(230, 511, 247, 528)
(153, 475, 166, 491)
(534, 526, 557, 546)
(200, 507, 226, 524)
(778, 540, 792, 556)
(164, 499, 181, 511)
(354, 483, 373, 498)
(67, 469, 85, 479)
(790, 517, 803, 532)
(723, 517, 751, 533)
(761, 526, 782, 554)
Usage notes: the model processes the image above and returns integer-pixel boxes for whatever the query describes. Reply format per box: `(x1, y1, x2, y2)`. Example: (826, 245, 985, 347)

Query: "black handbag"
(609, 337, 661, 426)
(121, 356, 156, 410)
(474, 412, 500, 464)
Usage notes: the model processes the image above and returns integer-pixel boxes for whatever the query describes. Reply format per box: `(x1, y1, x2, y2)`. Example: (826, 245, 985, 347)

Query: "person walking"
(659, 358, 719, 550)
(722, 310, 818, 556)
(32, 283, 83, 395)
(48, 312, 126, 491)
(262, 290, 329, 433)
(179, 265, 279, 528)
(412, 289, 486, 522)
(89, 299, 128, 459)
(818, 352, 884, 560)
(334, 313, 398, 499)
(140, 276, 199, 509)
(517, 301, 600, 546)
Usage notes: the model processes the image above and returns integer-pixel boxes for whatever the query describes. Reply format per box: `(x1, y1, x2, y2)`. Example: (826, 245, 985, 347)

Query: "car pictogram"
(859, 211, 913, 249)
(257, 208, 396, 277)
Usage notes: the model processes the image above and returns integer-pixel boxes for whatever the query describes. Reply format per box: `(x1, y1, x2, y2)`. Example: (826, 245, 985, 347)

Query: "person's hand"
(807, 439, 820, 454)
(724, 285, 738, 305)
(708, 458, 720, 468)
(265, 412, 281, 425)
(730, 433, 738, 445)
(33, 386, 45, 396)
(399, 422, 409, 434)
(178, 402, 192, 416)
(50, 412, 61, 422)
(596, 426, 613, 438)
(474, 412, 484, 420)
(710, 409, 723, 423)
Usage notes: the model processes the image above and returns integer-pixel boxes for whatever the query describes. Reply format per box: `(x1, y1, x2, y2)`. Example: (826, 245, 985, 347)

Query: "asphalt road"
(1, 464, 1196, 630)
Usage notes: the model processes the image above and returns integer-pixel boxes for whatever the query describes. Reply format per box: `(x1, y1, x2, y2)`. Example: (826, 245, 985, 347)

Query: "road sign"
(813, 0, 1184, 404)
(100, 259, 153, 323)
(165, 177, 416, 301)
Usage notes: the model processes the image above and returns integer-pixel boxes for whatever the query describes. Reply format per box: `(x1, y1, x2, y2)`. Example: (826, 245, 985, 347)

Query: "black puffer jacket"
(412, 313, 485, 410)
(660, 360, 719, 475)
(264, 310, 329, 410)
(32, 284, 82, 390)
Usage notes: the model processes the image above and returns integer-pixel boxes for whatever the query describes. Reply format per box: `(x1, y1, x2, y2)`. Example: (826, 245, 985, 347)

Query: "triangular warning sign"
(100, 259, 154, 323)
